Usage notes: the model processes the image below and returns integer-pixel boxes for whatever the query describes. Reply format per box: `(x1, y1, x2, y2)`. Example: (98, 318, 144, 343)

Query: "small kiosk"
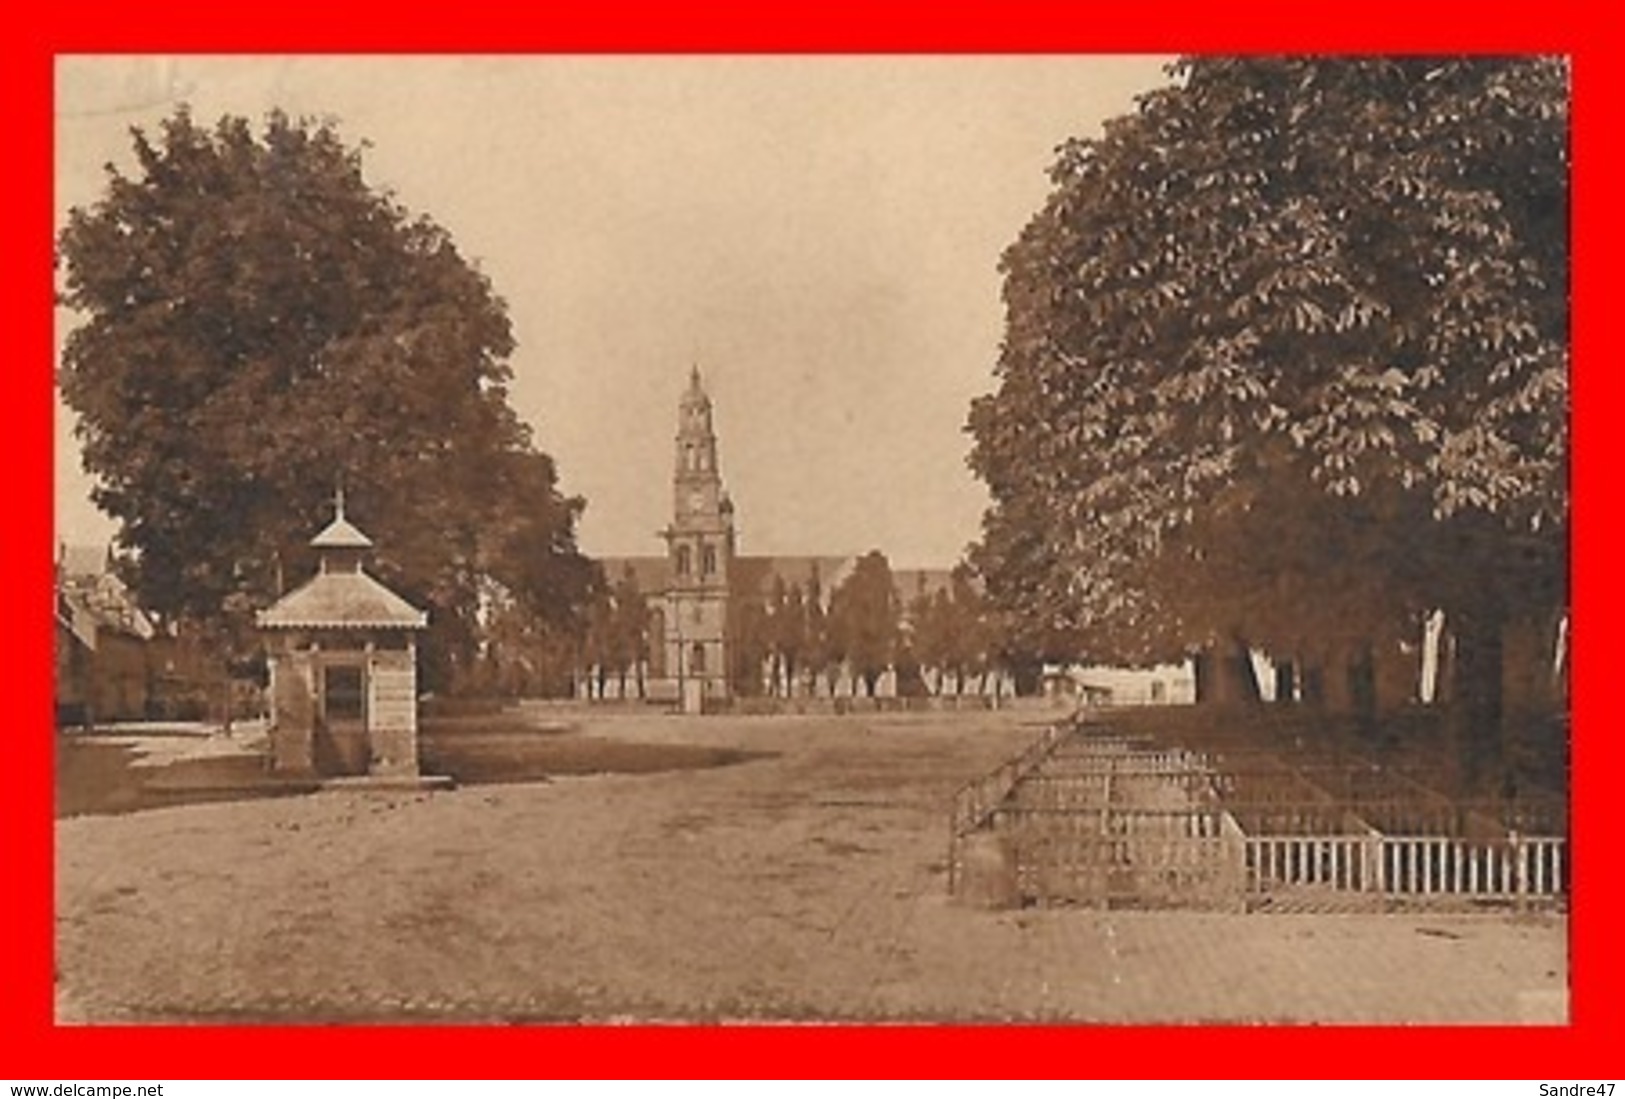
(258, 495, 429, 779)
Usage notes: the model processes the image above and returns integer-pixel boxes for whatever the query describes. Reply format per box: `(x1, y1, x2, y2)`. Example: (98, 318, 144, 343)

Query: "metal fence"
(949, 714, 1567, 912)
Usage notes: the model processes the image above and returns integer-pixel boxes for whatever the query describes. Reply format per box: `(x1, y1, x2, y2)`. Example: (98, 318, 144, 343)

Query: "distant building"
(1046, 663, 1198, 707)
(55, 544, 155, 725)
(585, 369, 982, 707)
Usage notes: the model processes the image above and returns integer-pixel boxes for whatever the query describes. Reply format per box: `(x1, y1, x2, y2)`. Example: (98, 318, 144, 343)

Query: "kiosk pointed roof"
(257, 488, 425, 631)
(310, 486, 373, 549)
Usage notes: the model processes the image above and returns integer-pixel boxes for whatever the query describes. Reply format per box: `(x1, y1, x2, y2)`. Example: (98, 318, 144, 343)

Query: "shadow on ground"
(418, 724, 772, 785)
(56, 739, 318, 819)
(57, 720, 774, 818)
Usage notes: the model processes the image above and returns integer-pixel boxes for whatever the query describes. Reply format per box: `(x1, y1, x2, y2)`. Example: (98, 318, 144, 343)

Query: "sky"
(54, 55, 1175, 568)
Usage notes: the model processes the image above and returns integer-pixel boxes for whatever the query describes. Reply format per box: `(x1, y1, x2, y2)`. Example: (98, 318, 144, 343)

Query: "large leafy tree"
(802, 569, 839, 697)
(727, 589, 771, 698)
(829, 550, 901, 697)
(58, 110, 594, 687)
(905, 578, 950, 695)
(969, 58, 1567, 767)
(764, 577, 809, 698)
(610, 566, 652, 698)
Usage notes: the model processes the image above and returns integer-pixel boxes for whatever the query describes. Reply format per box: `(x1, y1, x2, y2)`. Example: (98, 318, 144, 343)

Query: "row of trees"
(967, 57, 1569, 782)
(569, 552, 1013, 701)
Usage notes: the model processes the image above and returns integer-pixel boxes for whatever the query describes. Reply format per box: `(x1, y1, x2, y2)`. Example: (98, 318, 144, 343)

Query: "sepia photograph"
(51, 52, 1570, 1031)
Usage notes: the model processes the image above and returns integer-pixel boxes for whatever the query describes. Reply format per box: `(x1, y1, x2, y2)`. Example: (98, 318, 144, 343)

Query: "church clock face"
(686, 486, 706, 512)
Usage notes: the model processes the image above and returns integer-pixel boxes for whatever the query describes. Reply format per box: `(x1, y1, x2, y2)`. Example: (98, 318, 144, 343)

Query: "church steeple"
(674, 367, 723, 519)
(664, 367, 734, 710)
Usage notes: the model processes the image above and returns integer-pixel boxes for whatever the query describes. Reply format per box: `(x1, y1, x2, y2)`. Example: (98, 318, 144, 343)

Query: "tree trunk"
(1433, 625, 1457, 709)
(1308, 641, 1375, 733)
(1552, 612, 1569, 707)
(1194, 636, 1261, 705)
(1011, 657, 1041, 698)
(1499, 609, 1568, 790)
(1502, 614, 1557, 717)
(1299, 659, 1325, 708)
(219, 672, 234, 735)
(1346, 641, 1377, 736)
(1273, 660, 1297, 705)
(1445, 607, 1505, 796)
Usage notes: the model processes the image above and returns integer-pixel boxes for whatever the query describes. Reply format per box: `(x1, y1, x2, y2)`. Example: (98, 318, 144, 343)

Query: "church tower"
(663, 366, 735, 712)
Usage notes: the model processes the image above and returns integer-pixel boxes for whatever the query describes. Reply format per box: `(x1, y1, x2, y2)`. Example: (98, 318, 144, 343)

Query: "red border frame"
(12, 1, 1619, 1080)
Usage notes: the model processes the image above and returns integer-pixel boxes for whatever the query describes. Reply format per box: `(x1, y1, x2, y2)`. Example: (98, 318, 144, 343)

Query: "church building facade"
(586, 368, 954, 708)
(660, 368, 737, 712)
(584, 367, 1005, 709)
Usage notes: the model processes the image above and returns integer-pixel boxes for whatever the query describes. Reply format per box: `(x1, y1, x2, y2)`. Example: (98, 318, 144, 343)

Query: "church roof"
(258, 570, 427, 630)
(729, 555, 858, 598)
(596, 555, 955, 606)
(603, 556, 671, 595)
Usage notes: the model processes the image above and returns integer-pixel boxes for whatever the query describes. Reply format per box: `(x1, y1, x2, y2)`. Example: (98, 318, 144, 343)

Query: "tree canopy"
(829, 550, 901, 696)
(58, 110, 594, 686)
(968, 58, 1568, 745)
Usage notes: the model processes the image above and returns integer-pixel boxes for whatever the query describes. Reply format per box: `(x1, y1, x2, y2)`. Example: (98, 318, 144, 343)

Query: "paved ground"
(55, 707, 1568, 1024)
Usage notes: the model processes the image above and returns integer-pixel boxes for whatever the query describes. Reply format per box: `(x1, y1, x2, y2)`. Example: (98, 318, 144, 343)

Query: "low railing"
(1340, 801, 1507, 840)
(999, 807, 1244, 908)
(1378, 834, 1567, 900)
(1011, 770, 1221, 809)
(1228, 804, 1375, 837)
(1048, 735, 1159, 757)
(996, 805, 1232, 838)
(947, 717, 1071, 891)
(1243, 834, 1567, 907)
(1244, 834, 1382, 894)
(948, 717, 1569, 912)
(1208, 768, 1338, 805)
(1040, 751, 1211, 776)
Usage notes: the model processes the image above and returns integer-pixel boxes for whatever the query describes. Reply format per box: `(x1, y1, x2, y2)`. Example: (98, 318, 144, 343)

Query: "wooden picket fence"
(1242, 834, 1568, 909)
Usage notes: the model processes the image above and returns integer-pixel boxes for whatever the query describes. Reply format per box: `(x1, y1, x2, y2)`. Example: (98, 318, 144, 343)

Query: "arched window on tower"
(676, 545, 692, 576)
(690, 642, 707, 674)
(702, 544, 718, 575)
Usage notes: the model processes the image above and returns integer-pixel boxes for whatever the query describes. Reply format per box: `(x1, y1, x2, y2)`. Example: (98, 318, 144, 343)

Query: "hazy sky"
(54, 55, 1175, 567)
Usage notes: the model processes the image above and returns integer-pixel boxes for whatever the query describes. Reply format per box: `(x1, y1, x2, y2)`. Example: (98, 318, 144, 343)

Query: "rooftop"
(258, 570, 427, 631)
(309, 488, 374, 550)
